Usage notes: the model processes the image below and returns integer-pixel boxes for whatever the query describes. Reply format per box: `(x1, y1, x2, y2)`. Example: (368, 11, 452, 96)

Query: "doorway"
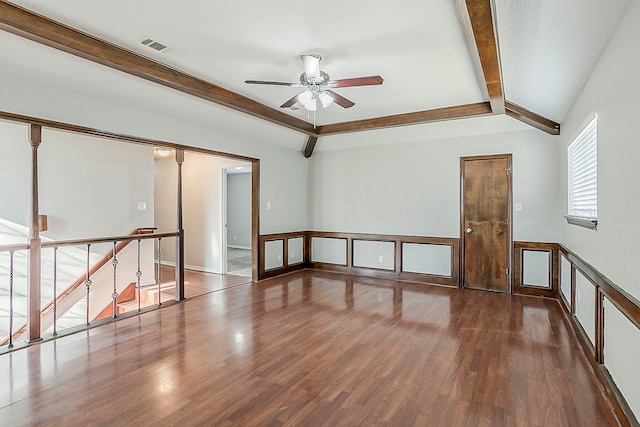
(460, 154, 512, 293)
(155, 153, 258, 284)
(223, 164, 252, 277)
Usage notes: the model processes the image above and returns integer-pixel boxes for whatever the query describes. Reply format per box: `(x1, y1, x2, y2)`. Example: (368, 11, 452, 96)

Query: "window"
(566, 114, 597, 229)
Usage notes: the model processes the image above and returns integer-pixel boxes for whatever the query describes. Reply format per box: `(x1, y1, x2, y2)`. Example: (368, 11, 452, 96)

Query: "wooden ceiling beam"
(0, 1, 317, 137)
(303, 136, 319, 158)
(505, 101, 560, 135)
(0, 110, 260, 161)
(0, 0, 560, 156)
(461, 0, 505, 114)
(316, 103, 492, 136)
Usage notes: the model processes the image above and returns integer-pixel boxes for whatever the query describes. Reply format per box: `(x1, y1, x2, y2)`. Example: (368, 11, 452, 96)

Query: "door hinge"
(506, 268, 510, 276)
(505, 167, 511, 175)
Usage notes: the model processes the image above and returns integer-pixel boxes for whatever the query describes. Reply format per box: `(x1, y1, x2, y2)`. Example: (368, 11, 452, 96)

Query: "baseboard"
(228, 245, 251, 250)
(157, 259, 220, 275)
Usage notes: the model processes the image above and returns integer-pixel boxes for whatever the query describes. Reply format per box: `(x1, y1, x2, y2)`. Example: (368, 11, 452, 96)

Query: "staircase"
(1, 218, 158, 345)
(0, 218, 99, 340)
(93, 282, 175, 320)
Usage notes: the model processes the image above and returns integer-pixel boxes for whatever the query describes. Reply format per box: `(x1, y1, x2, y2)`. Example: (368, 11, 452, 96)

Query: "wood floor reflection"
(0, 270, 619, 426)
(159, 264, 253, 298)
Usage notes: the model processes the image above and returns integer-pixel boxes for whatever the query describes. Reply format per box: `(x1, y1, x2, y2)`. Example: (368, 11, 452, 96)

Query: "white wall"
(309, 128, 560, 242)
(559, 0, 640, 302)
(0, 120, 30, 228)
(227, 173, 251, 249)
(558, 0, 640, 419)
(155, 153, 251, 273)
(0, 71, 309, 236)
(40, 129, 155, 240)
(0, 121, 155, 240)
(605, 299, 640, 418)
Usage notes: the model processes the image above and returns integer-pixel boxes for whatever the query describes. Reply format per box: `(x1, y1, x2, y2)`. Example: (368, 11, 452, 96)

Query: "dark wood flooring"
(0, 270, 619, 426)
(172, 264, 252, 298)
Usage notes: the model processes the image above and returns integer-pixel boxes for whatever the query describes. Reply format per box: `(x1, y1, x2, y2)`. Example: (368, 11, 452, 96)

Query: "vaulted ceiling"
(0, 0, 632, 155)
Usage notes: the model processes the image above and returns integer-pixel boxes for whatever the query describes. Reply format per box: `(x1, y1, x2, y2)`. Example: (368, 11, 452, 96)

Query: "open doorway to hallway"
(224, 164, 252, 277)
(154, 150, 254, 294)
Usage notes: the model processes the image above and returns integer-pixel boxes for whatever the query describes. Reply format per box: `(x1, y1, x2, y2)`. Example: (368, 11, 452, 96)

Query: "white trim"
(157, 259, 217, 274)
(567, 114, 598, 221)
(227, 245, 251, 250)
(184, 264, 218, 274)
(566, 112, 598, 146)
(139, 279, 158, 287)
(221, 167, 228, 274)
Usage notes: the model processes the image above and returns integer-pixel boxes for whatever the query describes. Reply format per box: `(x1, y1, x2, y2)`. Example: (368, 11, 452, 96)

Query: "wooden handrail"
(1, 228, 176, 346)
(40, 230, 177, 249)
(0, 243, 30, 253)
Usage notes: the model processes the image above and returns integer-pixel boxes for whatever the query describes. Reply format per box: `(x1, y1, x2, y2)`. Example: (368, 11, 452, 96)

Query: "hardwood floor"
(161, 264, 252, 298)
(0, 270, 619, 426)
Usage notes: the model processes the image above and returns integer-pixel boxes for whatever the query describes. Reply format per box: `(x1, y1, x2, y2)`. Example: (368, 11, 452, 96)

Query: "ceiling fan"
(245, 54, 383, 112)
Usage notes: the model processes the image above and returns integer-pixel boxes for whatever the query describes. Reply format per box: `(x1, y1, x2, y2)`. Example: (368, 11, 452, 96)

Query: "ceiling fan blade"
(280, 93, 301, 108)
(245, 80, 297, 86)
(301, 54, 321, 81)
(325, 90, 355, 109)
(328, 75, 384, 88)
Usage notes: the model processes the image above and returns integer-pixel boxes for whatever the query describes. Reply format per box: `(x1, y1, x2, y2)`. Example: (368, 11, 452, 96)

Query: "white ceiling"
(0, 0, 633, 151)
(496, 0, 633, 122)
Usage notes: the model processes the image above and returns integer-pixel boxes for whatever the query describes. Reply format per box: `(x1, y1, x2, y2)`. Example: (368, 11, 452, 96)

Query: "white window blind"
(568, 115, 597, 220)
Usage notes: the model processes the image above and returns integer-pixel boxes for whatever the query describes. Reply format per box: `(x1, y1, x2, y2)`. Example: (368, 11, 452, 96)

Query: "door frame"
(459, 153, 513, 293)
(220, 162, 255, 278)
(221, 167, 228, 275)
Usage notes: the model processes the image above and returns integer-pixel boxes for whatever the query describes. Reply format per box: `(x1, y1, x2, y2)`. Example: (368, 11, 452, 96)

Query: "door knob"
(465, 228, 472, 234)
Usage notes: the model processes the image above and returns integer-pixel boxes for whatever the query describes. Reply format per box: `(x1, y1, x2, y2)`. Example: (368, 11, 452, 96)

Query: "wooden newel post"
(175, 149, 185, 301)
(27, 124, 42, 342)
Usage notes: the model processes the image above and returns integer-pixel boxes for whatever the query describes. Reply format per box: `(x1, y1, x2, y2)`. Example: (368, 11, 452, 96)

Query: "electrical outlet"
(277, 254, 282, 261)
(290, 251, 295, 258)
(233, 235, 237, 241)
(267, 202, 272, 210)
(378, 255, 384, 263)
(137, 202, 147, 211)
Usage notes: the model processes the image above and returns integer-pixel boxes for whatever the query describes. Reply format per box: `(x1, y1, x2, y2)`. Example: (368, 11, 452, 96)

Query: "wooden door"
(461, 154, 512, 292)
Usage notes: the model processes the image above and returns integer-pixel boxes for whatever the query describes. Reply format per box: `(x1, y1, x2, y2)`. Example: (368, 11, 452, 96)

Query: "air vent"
(140, 38, 168, 52)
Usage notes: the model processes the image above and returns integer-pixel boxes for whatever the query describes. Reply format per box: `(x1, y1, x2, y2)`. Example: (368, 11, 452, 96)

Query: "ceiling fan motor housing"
(300, 70, 330, 86)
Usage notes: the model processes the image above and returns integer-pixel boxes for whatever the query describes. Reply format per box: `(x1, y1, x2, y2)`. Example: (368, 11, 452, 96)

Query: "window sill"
(565, 216, 598, 230)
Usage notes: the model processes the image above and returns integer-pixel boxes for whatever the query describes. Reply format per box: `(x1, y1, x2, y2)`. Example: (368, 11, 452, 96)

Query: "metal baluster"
(111, 242, 118, 318)
(85, 244, 92, 326)
(157, 238, 162, 307)
(8, 250, 14, 348)
(136, 239, 142, 312)
(52, 247, 58, 336)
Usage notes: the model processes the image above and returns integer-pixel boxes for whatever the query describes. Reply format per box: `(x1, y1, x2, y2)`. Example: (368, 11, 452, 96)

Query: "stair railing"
(0, 243, 29, 348)
(1, 228, 180, 348)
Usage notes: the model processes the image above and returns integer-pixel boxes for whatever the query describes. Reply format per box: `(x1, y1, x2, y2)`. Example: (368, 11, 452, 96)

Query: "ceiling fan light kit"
(318, 91, 334, 108)
(245, 54, 383, 119)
